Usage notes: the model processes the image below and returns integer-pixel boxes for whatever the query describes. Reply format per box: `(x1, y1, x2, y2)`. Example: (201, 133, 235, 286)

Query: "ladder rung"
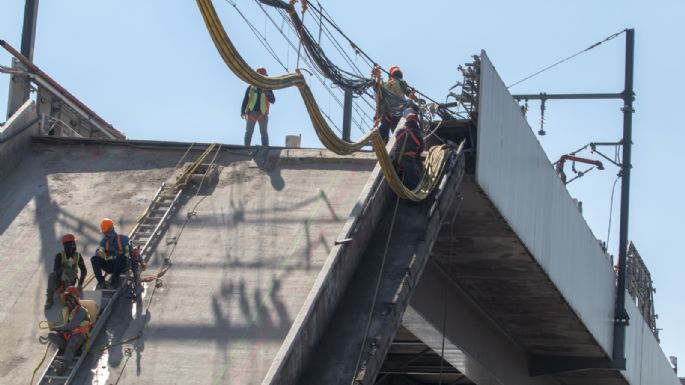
(44, 374, 69, 380)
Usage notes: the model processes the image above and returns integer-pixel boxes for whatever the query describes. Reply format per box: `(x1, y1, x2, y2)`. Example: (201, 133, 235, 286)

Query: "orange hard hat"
(100, 218, 115, 234)
(256, 67, 267, 75)
(389, 65, 402, 76)
(63, 286, 80, 300)
(62, 234, 76, 244)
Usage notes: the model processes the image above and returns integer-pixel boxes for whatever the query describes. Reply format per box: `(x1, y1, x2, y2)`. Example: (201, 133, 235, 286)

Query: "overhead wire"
(252, 0, 372, 134)
(507, 29, 627, 89)
(230, 0, 345, 133)
(196, 0, 458, 201)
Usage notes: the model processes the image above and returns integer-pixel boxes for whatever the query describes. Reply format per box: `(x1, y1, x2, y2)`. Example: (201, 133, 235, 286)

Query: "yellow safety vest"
(61, 305, 92, 340)
(245, 86, 270, 114)
(61, 252, 81, 271)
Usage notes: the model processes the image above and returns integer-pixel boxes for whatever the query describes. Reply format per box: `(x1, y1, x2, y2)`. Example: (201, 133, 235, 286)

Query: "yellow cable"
(29, 342, 51, 385)
(196, 0, 456, 201)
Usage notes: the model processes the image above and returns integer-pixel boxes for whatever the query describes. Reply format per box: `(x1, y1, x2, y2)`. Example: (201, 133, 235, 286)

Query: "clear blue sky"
(2, 0, 683, 374)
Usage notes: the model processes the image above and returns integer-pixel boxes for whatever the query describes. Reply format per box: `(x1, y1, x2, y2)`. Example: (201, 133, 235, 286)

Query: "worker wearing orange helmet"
(45, 234, 87, 309)
(240, 66, 276, 147)
(90, 218, 131, 289)
(393, 110, 424, 190)
(47, 286, 92, 375)
(379, 65, 416, 143)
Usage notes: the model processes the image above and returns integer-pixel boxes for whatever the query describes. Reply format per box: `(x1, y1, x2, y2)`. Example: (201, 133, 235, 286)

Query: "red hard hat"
(64, 286, 80, 300)
(62, 234, 76, 244)
(256, 67, 267, 75)
(389, 65, 402, 76)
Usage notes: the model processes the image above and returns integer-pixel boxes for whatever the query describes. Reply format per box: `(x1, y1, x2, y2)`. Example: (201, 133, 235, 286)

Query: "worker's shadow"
(252, 149, 285, 191)
(107, 294, 151, 375)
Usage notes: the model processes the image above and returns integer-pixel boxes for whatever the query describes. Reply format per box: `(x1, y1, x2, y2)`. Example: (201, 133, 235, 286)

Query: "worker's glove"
(97, 249, 106, 258)
(241, 113, 247, 119)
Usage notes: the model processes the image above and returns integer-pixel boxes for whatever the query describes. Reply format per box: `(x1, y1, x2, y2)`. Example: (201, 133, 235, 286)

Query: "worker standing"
(379, 65, 415, 143)
(91, 218, 131, 289)
(45, 234, 87, 309)
(47, 286, 91, 375)
(393, 111, 424, 190)
(241, 66, 276, 147)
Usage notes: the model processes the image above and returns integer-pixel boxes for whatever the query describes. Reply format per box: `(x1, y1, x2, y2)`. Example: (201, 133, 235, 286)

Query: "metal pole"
(511, 92, 623, 101)
(6, 0, 39, 118)
(612, 28, 634, 367)
(342, 88, 352, 141)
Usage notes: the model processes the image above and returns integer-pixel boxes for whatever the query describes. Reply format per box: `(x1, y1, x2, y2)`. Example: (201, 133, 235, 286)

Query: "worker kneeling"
(91, 218, 131, 290)
(45, 234, 87, 309)
(393, 112, 424, 190)
(47, 286, 92, 375)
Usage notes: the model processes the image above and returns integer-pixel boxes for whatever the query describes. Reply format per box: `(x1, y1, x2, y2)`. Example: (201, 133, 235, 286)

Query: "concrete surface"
(0, 99, 39, 180)
(0, 138, 375, 385)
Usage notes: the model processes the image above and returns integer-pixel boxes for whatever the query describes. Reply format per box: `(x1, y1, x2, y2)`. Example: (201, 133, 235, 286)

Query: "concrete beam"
(404, 260, 561, 385)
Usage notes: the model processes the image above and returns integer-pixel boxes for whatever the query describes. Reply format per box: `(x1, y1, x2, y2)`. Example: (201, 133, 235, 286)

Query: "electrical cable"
(508, 29, 627, 89)
(606, 174, 620, 247)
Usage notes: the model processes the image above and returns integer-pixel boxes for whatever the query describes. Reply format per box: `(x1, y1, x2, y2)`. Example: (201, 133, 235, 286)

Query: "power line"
(507, 29, 627, 89)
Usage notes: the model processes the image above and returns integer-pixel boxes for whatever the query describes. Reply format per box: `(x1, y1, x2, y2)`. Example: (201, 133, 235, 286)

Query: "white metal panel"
(475, 51, 615, 355)
(622, 292, 681, 385)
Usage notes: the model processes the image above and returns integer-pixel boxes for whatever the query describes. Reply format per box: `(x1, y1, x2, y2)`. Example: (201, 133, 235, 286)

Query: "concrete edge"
(261, 160, 392, 385)
(0, 100, 38, 180)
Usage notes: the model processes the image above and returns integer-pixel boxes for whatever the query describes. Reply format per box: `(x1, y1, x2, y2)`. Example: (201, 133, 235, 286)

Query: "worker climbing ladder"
(34, 143, 221, 385)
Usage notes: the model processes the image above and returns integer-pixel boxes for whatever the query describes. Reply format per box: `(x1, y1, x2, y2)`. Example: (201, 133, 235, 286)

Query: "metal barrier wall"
(475, 51, 615, 355)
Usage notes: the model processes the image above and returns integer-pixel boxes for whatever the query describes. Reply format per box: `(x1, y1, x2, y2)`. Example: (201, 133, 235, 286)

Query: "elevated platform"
(0, 138, 375, 384)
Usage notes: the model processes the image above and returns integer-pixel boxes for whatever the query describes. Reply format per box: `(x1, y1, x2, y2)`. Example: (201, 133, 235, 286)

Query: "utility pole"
(612, 27, 635, 367)
(342, 89, 352, 141)
(512, 28, 635, 369)
(6, 0, 39, 119)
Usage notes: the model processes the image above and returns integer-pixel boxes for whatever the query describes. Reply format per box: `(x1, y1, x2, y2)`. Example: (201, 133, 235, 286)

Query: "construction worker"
(379, 65, 416, 143)
(393, 111, 424, 190)
(45, 234, 87, 309)
(47, 286, 92, 375)
(91, 218, 131, 289)
(241, 66, 276, 147)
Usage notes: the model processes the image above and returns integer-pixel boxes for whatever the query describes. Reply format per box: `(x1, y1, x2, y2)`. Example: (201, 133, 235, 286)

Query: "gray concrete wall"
(0, 99, 39, 180)
(623, 291, 681, 385)
(476, 51, 615, 355)
(405, 261, 560, 385)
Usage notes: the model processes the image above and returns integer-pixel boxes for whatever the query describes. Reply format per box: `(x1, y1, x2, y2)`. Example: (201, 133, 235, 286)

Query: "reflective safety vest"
(61, 305, 92, 341)
(396, 126, 422, 158)
(60, 252, 81, 273)
(245, 86, 270, 115)
(99, 234, 128, 261)
(384, 79, 405, 98)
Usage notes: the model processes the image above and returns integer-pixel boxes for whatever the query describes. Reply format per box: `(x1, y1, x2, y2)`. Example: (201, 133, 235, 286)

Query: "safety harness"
(60, 305, 92, 341)
(101, 234, 126, 260)
(396, 126, 422, 158)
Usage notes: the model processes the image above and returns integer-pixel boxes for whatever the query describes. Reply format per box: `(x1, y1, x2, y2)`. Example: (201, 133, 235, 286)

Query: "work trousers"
(397, 155, 420, 190)
(48, 331, 86, 365)
(245, 112, 269, 147)
(379, 114, 401, 143)
(46, 270, 77, 299)
(90, 255, 125, 286)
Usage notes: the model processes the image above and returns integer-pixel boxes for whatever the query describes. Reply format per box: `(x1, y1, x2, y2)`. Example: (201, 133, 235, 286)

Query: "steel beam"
(342, 88, 352, 141)
(612, 27, 635, 369)
(7, 0, 39, 118)
(511, 92, 623, 101)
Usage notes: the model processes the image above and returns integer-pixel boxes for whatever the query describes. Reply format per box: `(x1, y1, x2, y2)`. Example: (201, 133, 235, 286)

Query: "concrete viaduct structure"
(0, 49, 679, 385)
